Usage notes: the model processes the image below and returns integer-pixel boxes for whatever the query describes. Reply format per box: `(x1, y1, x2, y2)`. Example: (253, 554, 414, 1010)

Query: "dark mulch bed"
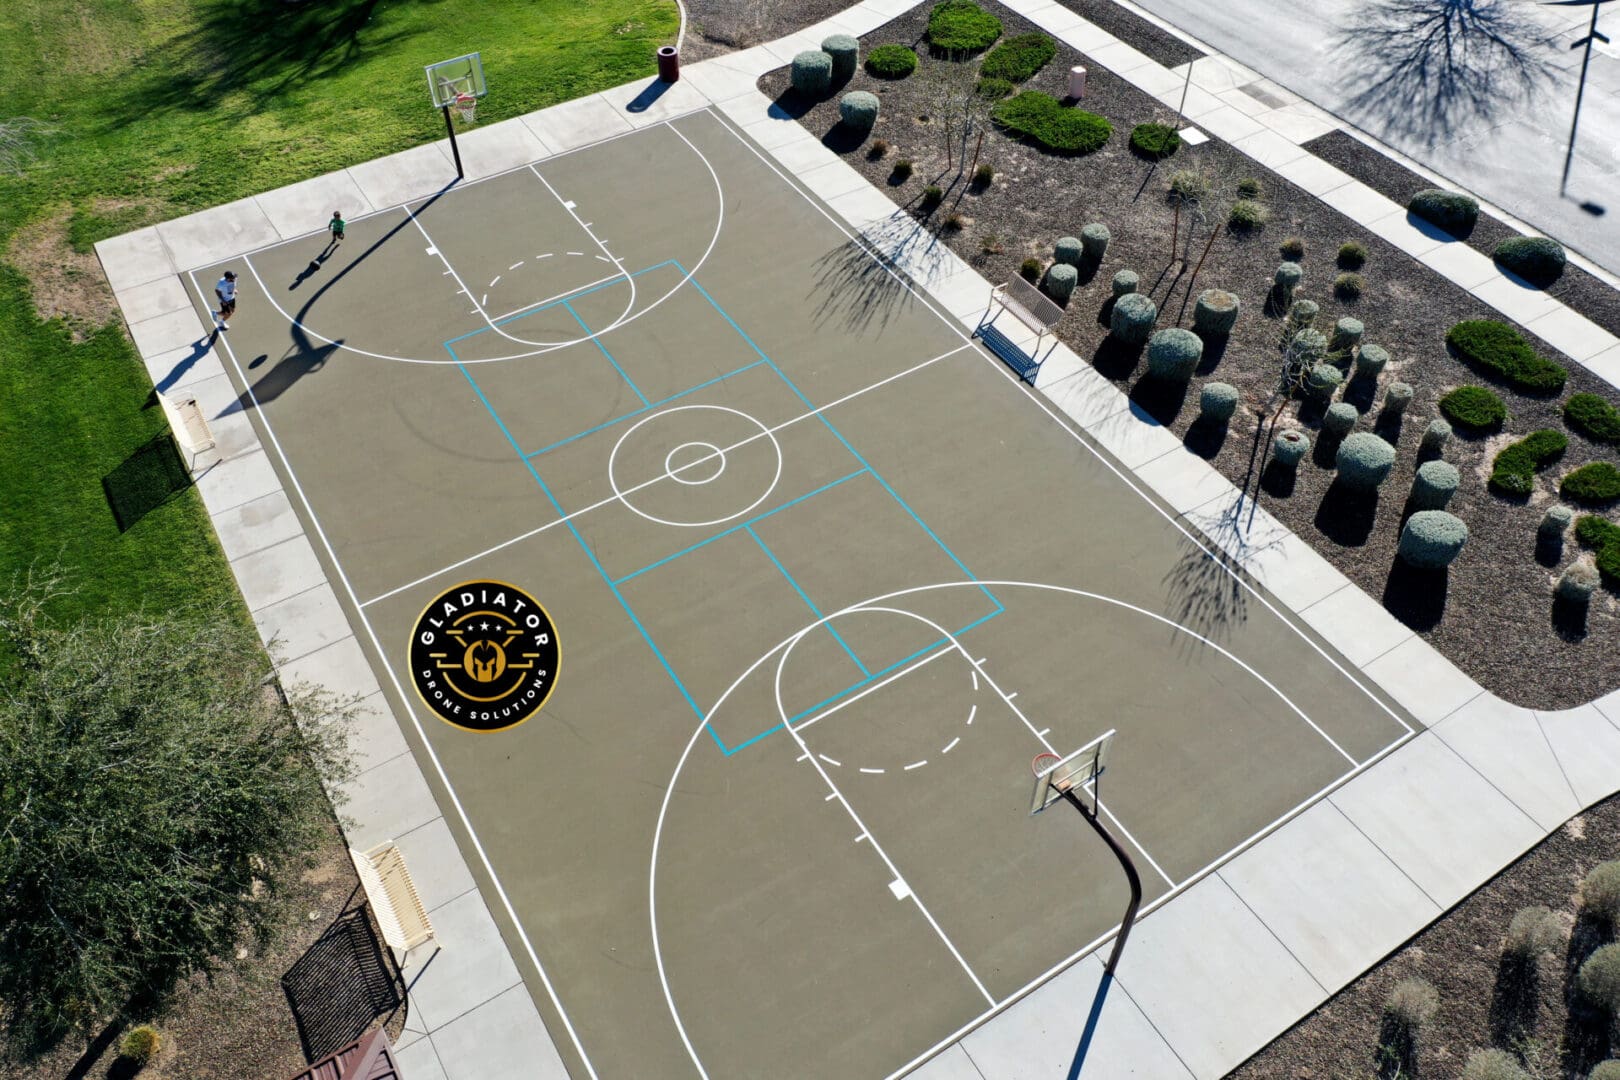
(762, 0, 1620, 709)
(1233, 793, 1620, 1079)
(1054, 0, 1203, 68)
(1307, 129, 1620, 341)
(679, 0, 855, 63)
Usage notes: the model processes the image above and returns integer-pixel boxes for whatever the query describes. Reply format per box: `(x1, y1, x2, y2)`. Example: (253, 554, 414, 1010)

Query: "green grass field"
(0, 0, 678, 623)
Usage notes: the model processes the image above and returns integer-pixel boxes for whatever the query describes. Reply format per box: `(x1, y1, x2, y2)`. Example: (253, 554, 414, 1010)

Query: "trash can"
(1069, 65, 1087, 99)
(658, 45, 680, 83)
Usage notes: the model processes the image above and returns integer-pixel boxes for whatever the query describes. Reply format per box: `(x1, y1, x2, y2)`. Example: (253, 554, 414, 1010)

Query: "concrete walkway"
(94, 0, 1620, 1075)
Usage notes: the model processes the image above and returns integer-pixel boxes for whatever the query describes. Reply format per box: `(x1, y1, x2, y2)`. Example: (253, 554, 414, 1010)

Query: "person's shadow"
(290, 240, 340, 289)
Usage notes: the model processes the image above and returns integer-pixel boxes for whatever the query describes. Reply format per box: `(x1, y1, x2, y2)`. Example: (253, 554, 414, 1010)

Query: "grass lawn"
(0, 0, 676, 623)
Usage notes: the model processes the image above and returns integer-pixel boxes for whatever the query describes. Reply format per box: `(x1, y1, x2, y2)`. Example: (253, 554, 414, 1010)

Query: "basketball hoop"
(453, 92, 478, 123)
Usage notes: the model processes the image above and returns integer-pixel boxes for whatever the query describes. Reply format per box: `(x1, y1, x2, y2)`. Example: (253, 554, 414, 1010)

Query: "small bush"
(791, 50, 834, 96)
(892, 158, 913, 181)
(839, 90, 881, 131)
(1274, 261, 1303, 306)
(1305, 361, 1343, 401)
(943, 211, 966, 232)
(1489, 429, 1567, 496)
(823, 34, 860, 81)
(866, 44, 918, 78)
(1576, 515, 1620, 584)
(1439, 385, 1507, 432)
(1110, 292, 1158, 345)
(972, 162, 995, 186)
(1558, 559, 1601, 603)
(1401, 510, 1469, 568)
(927, 0, 1003, 51)
(993, 92, 1111, 153)
(1504, 905, 1563, 960)
(1130, 122, 1181, 160)
(1147, 328, 1203, 382)
(119, 1026, 161, 1067)
(975, 76, 1015, 99)
(1237, 177, 1263, 199)
(1080, 222, 1110, 261)
(1495, 235, 1567, 287)
(1273, 429, 1310, 467)
(1583, 861, 1620, 925)
(1334, 272, 1364, 300)
(868, 138, 889, 159)
(1169, 169, 1210, 200)
(1193, 289, 1240, 336)
(1409, 188, 1479, 235)
(1054, 236, 1082, 267)
(1563, 462, 1620, 505)
(1337, 241, 1368, 269)
(921, 184, 944, 210)
(1019, 257, 1042, 282)
(1590, 1062, 1620, 1080)
(1357, 343, 1390, 377)
(1565, 393, 1620, 443)
(1044, 262, 1078, 302)
(1329, 317, 1364, 356)
(1461, 1048, 1532, 1080)
(1200, 382, 1239, 423)
(1412, 460, 1461, 510)
(1579, 943, 1620, 1014)
(1447, 320, 1568, 395)
(1279, 236, 1305, 260)
(1421, 417, 1451, 454)
(1385, 977, 1441, 1033)
(1384, 382, 1415, 414)
(1540, 504, 1574, 538)
(980, 32, 1056, 81)
(1229, 199, 1268, 230)
(980, 232, 1002, 253)
(1337, 431, 1396, 489)
(1112, 269, 1139, 298)
(1323, 402, 1358, 438)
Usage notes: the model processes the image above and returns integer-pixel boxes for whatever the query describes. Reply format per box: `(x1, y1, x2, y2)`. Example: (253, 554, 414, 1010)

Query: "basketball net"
(453, 92, 477, 123)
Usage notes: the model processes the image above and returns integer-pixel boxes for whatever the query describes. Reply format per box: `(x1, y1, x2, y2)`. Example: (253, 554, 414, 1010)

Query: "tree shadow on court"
(1162, 490, 1278, 648)
(281, 897, 404, 1064)
(102, 432, 194, 532)
(809, 211, 946, 333)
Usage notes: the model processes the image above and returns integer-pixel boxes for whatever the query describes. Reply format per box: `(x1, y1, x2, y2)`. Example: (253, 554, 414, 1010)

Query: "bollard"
(1069, 65, 1087, 99)
(657, 45, 680, 83)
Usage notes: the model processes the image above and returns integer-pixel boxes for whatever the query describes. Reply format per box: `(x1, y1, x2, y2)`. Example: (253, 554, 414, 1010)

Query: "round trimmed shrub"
(1565, 392, 1620, 443)
(1400, 510, 1469, 568)
(1292, 329, 1329, 370)
(1080, 222, 1110, 261)
(1200, 382, 1239, 423)
(1558, 559, 1601, 603)
(1461, 1049, 1531, 1080)
(1356, 343, 1390, 378)
(1589, 1062, 1620, 1080)
(1562, 462, 1620, 504)
(1018, 256, 1041, 282)
(1111, 269, 1139, 298)
(822, 34, 859, 81)
(1585, 861, 1620, 925)
(1044, 262, 1078, 303)
(1305, 361, 1343, 401)
(1130, 122, 1182, 160)
(1495, 235, 1567, 287)
(1054, 236, 1083, 267)
(1385, 382, 1415, 415)
(980, 32, 1057, 81)
(1439, 385, 1507, 432)
(791, 50, 834, 96)
(866, 44, 918, 78)
(1288, 299, 1320, 331)
(1110, 292, 1158, 344)
(1273, 429, 1310, 467)
(839, 91, 880, 131)
(1409, 188, 1479, 236)
(927, 0, 1003, 52)
(120, 1026, 161, 1067)
(1323, 402, 1358, 438)
(1329, 317, 1364, 355)
(1420, 418, 1452, 455)
(1579, 943, 1620, 1014)
(1412, 460, 1460, 510)
(1539, 504, 1574, 538)
(1275, 262, 1303, 306)
(1193, 289, 1240, 336)
(993, 91, 1111, 153)
(1146, 328, 1203, 382)
(1336, 432, 1396, 489)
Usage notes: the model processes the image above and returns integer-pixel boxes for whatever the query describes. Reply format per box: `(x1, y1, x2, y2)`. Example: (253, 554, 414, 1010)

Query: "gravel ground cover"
(680, 0, 854, 61)
(1054, 0, 1203, 67)
(762, 0, 1620, 708)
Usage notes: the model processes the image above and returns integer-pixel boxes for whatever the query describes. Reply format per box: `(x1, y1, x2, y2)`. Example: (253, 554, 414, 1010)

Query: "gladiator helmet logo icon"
(409, 581, 560, 733)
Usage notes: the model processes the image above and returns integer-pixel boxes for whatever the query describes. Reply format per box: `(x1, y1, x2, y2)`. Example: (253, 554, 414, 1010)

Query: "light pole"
(1543, 0, 1615, 198)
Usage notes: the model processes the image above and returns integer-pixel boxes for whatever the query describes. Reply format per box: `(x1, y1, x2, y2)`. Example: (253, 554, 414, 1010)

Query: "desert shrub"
(1385, 382, 1415, 415)
(1385, 977, 1441, 1033)
(1334, 272, 1365, 300)
(1400, 510, 1469, 568)
(1193, 289, 1240, 336)
(980, 233, 1002, 253)
(1019, 257, 1042, 282)
(791, 50, 834, 96)
(1200, 382, 1239, 423)
(972, 163, 995, 186)
(1337, 432, 1396, 489)
(1130, 122, 1181, 160)
(927, 0, 1003, 51)
(1583, 862, 1620, 925)
(1287, 299, 1320, 334)
(1274, 262, 1303, 306)
(1279, 236, 1305, 260)
(1053, 236, 1083, 267)
(976, 76, 1015, 99)
(868, 138, 889, 158)
(1540, 505, 1574, 538)
(1409, 188, 1479, 235)
(839, 91, 880, 131)
(1337, 241, 1368, 269)
(866, 44, 918, 78)
(1504, 905, 1563, 961)
(1563, 462, 1620, 505)
(1081, 222, 1110, 261)
(993, 92, 1111, 153)
(1412, 460, 1461, 510)
(1169, 169, 1210, 200)
(1329, 317, 1364, 356)
(1576, 516, 1620, 583)
(1420, 418, 1451, 455)
(1273, 429, 1310, 467)
(1146, 328, 1203, 382)
(943, 211, 966, 231)
(1439, 385, 1507, 432)
(1229, 199, 1268, 230)
(1110, 292, 1158, 344)
(1489, 429, 1567, 496)
(921, 184, 944, 210)
(119, 1026, 161, 1066)
(1461, 1048, 1532, 1080)
(1292, 329, 1329, 370)
(1357, 343, 1390, 377)
(1044, 262, 1078, 302)
(1566, 393, 1620, 443)
(1589, 1062, 1620, 1080)
(1112, 269, 1139, 298)
(1495, 235, 1567, 287)
(1237, 177, 1263, 199)
(892, 158, 913, 181)
(1447, 320, 1568, 395)
(980, 32, 1055, 81)
(1305, 361, 1343, 401)
(1579, 943, 1620, 1014)
(1323, 402, 1359, 438)
(823, 34, 860, 81)
(1559, 560, 1601, 603)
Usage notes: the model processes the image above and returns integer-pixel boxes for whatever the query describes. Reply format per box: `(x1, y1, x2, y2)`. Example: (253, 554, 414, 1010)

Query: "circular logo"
(409, 581, 560, 733)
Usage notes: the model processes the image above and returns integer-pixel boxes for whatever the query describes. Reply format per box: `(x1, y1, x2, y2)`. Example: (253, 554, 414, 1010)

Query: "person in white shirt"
(214, 271, 238, 329)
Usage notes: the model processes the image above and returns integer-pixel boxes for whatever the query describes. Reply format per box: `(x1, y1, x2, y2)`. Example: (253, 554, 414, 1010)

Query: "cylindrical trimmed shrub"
(1274, 262, 1303, 306)
(1146, 328, 1203, 382)
(1323, 402, 1358, 438)
(1305, 361, 1343, 401)
(1054, 235, 1083, 267)
(1384, 382, 1415, 415)
(1336, 431, 1396, 488)
(1411, 460, 1460, 510)
(1461, 1049, 1531, 1080)
(1292, 329, 1329, 370)
(1288, 299, 1320, 332)
(1110, 292, 1158, 344)
(1080, 222, 1110, 261)
(1330, 317, 1364, 355)
(838, 90, 880, 131)
(1557, 559, 1600, 603)
(1200, 382, 1239, 423)
(792, 50, 834, 95)
(1494, 235, 1567, 287)
(1273, 429, 1310, 467)
(1044, 262, 1078, 303)
(1399, 510, 1469, 568)
(1193, 289, 1240, 336)
(1539, 504, 1574, 539)
(1420, 417, 1451, 454)
(1111, 269, 1139, 298)
(1356, 343, 1390, 378)
(1578, 942, 1620, 1015)
(823, 34, 859, 81)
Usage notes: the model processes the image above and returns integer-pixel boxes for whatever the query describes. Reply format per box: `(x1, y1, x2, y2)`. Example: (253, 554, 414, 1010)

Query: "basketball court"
(186, 103, 1417, 1078)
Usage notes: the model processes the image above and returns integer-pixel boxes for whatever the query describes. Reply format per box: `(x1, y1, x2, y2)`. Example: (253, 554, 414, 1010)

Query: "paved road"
(1127, 0, 1620, 276)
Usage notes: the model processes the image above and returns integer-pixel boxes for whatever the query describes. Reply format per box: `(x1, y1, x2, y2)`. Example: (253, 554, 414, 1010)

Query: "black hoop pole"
(444, 104, 464, 179)
(1058, 780, 1142, 976)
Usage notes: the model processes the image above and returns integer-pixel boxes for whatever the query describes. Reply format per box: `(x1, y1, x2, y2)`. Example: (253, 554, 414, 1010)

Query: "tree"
(919, 49, 994, 173)
(0, 569, 356, 1056)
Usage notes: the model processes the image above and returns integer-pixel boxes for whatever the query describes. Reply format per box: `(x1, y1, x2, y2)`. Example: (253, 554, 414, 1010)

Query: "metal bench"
(977, 277, 1063, 381)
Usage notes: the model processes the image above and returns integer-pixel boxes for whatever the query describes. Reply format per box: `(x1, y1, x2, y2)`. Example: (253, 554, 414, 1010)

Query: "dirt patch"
(7, 206, 117, 341)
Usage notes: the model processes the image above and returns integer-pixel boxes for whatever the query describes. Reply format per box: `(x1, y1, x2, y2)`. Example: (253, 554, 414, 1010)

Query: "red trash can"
(657, 45, 680, 83)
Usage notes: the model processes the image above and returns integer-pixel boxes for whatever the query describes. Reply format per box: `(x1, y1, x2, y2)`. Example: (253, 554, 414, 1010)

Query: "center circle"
(664, 441, 726, 486)
(608, 404, 784, 528)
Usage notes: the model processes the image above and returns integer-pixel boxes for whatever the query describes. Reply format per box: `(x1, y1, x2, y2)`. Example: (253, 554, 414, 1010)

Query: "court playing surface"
(189, 108, 1417, 1078)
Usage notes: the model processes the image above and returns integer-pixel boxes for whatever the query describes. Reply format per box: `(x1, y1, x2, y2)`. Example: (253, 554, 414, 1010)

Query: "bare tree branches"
(0, 118, 50, 176)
